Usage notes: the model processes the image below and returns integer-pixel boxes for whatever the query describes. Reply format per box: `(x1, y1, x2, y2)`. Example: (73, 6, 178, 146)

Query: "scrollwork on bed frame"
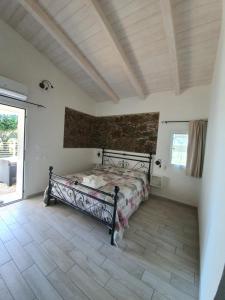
(46, 166, 119, 245)
(102, 149, 153, 182)
(46, 149, 152, 246)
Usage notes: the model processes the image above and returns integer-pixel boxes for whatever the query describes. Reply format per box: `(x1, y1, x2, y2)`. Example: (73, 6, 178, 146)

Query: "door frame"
(0, 101, 27, 201)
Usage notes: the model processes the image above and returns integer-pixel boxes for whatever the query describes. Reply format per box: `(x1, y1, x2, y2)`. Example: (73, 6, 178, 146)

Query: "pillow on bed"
(82, 175, 107, 188)
(94, 164, 118, 171)
(94, 164, 123, 171)
(94, 164, 147, 178)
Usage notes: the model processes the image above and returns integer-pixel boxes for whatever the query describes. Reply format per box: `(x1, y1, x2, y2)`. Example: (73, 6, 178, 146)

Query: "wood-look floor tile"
(4, 239, 34, 272)
(144, 250, 195, 283)
(99, 244, 145, 279)
(119, 238, 146, 256)
(0, 261, 35, 300)
(170, 273, 199, 299)
(101, 258, 154, 300)
(0, 195, 199, 300)
(156, 248, 197, 273)
(43, 228, 74, 252)
(0, 219, 14, 243)
(0, 240, 11, 266)
(0, 210, 17, 225)
(67, 264, 114, 300)
(176, 247, 199, 264)
(27, 214, 50, 232)
(105, 278, 141, 300)
(48, 268, 89, 300)
(194, 274, 200, 287)
(66, 213, 95, 231)
(152, 290, 171, 300)
(91, 222, 111, 241)
(71, 235, 105, 266)
(10, 210, 29, 225)
(72, 226, 103, 250)
(42, 239, 74, 272)
(69, 248, 110, 287)
(24, 242, 57, 275)
(0, 278, 13, 300)
(142, 270, 194, 300)
(8, 223, 33, 246)
(44, 214, 74, 240)
(154, 232, 184, 249)
(125, 250, 171, 282)
(22, 223, 47, 244)
(134, 229, 176, 253)
(157, 227, 198, 248)
(183, 244, 199, 259)
(23, 265, 63, 300)
(124, 230, 157, 252)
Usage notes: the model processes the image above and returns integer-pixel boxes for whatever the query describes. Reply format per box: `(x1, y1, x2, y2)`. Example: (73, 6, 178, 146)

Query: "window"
(171, 133, 188, 166)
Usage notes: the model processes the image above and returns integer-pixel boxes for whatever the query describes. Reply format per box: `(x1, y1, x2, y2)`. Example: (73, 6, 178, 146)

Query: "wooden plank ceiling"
(0, 0, 222, 102)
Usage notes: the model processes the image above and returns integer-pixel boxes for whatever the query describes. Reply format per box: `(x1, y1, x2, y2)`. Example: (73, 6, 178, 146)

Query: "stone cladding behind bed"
(64, 107, 159, 154)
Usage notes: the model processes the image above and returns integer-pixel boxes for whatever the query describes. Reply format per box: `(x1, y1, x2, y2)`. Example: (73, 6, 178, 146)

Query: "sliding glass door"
(0, 102, 25, 205)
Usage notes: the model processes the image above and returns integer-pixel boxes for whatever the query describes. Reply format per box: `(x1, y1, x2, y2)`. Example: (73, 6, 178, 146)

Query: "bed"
(44, 149, 153, 245)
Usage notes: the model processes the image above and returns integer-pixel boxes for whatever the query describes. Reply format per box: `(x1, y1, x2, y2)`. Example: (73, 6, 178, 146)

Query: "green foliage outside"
(0, 114, 18, 157)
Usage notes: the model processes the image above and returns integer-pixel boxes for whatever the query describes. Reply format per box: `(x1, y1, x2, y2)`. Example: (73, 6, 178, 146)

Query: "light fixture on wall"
(155, 159, 162, 168)
(39, 80, 54, 91)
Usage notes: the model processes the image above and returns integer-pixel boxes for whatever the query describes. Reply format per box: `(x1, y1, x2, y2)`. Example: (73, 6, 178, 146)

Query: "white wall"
(199, 1, 225, 299)
(0, 19, 211, 207)
(0, 20, 96, 197)
(96, 86, 210, 206)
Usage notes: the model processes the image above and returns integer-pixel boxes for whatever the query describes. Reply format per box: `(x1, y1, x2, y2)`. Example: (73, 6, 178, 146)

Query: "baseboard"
(24, 191, 44, 199)
(150, 193, 197, 209)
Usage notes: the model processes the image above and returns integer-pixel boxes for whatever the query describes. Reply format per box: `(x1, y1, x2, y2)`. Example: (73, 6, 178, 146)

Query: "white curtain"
(186, 120, 207, 178)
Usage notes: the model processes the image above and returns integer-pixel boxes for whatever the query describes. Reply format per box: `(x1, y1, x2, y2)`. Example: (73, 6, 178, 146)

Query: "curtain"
(186, 120, 207, 178)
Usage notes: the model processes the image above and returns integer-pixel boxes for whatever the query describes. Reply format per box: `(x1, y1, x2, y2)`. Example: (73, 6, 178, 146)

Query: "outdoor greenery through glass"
(0, 114, 18, 158)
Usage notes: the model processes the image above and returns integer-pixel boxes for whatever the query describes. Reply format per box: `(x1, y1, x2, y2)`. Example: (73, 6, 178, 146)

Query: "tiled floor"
(0, 195, 199, 300)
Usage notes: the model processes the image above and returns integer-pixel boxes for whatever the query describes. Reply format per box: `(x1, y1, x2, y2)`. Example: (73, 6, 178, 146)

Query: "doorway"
(0, 104, 25, 205)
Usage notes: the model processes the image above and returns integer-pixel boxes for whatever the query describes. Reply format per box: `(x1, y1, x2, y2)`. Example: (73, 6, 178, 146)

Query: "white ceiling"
(0, 0, 222, 102)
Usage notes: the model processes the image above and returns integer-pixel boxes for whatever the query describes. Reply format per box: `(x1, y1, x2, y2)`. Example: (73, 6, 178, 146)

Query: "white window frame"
(170, 131, 188, 168)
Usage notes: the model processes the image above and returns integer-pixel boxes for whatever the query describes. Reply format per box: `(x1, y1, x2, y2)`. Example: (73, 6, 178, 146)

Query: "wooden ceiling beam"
(88, 0, 145, 99)
(160, 0, 181, 95)
(18, 0, 119, 103)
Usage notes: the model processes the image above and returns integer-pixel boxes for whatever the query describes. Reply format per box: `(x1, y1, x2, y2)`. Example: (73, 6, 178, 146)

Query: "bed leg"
(147, 153, 153, 183)
(111, 186, 119, 246)
(47, 166, 53, 206)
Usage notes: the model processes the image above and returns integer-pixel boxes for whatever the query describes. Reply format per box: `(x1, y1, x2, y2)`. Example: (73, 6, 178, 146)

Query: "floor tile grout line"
(0, 260, 35, 300)
(0, 196, 200, 300)
(22, 263, 64, 300)
(0, 270, 16, 300)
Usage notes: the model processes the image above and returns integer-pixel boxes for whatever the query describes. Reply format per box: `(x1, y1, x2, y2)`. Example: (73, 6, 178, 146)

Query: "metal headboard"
(101, 148, 153, 182)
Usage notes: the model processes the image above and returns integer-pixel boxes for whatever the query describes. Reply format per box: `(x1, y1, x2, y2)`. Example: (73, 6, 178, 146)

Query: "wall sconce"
(39, 80, 54, 90)
(155, 159, 162, 168)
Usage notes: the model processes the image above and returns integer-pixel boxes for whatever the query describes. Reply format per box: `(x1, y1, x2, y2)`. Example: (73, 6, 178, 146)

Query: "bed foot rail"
(46, 166, 53, 206)
(111, 186, 119, 245)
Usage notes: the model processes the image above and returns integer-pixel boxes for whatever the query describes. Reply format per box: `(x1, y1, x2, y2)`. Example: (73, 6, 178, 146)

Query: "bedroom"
(0, 0, 224, 300)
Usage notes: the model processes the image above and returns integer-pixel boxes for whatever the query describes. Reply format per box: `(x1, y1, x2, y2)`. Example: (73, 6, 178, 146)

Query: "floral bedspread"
(44, 165, 150, 244)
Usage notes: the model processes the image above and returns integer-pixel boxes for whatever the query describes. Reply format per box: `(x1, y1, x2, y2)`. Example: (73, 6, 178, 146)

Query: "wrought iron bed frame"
(46, 149, 153, 245)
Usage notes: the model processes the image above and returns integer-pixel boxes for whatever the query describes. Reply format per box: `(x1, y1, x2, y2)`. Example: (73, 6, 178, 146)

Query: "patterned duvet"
(45, 165, 150, 244)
